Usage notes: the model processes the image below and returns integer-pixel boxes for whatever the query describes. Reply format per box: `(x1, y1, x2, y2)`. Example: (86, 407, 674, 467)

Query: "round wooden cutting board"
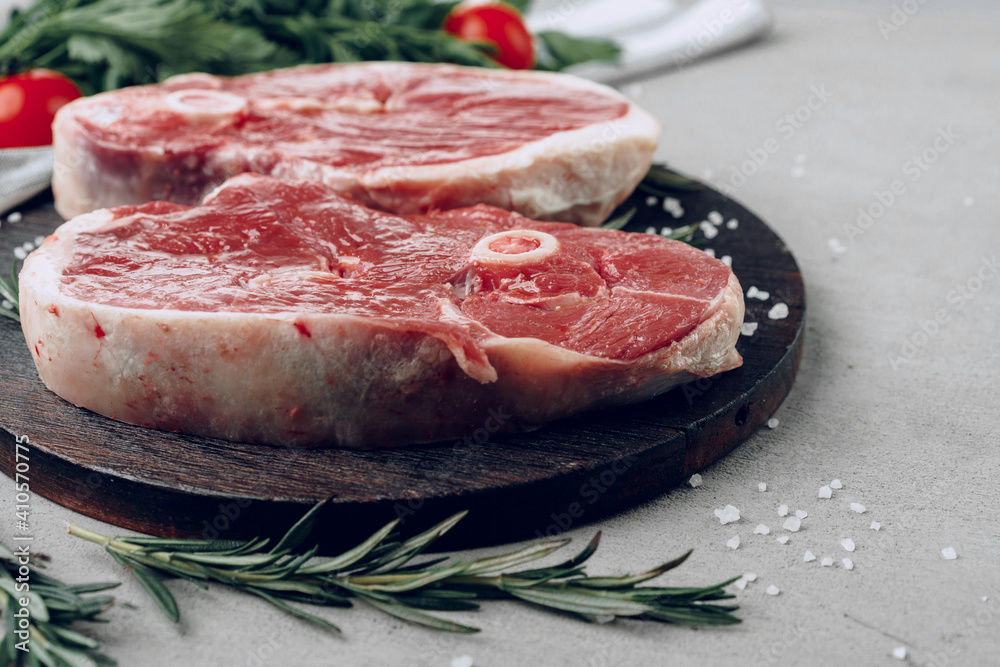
(0, 175, 804, 551)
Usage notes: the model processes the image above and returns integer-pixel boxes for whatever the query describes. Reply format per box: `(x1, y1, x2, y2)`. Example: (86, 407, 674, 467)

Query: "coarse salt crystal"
(1, 299, 11, 310)
(708, 211, 723, 224)
(754, 524, 770, 535)
(704, 248, 716, 257)
(820, 556, 833, 567)
(870, 521, 881, 531)
(688, 473, 702, 488)
(451, 656, 474, 667)
(766, 585, 780, 596)
(767, 418, 780, 429)
(830, 479, 843, 489)
(758, 483, 767, 492)
(735, 579, 748, 590)
(33, 236, 44, 247)
(21, 241, 31, 251)
(714, 505, 740, 524)
(776, 536, 789, 544)
(778, 504, 789, 517)
(700, 222, 719, 239)
(727, 535, 740, 550)
(795, 510, 808, 519)
(983, 596, 989, 602)
(768, 303, 789, 320)
(818, 486, 832, 499)
(726, 218, 739, 229)
(841, 538, 855, 552)
(13, 247, 26, 260)
(646, 196, 659, 207)
(892, 646, 906, 660)
(7, 212, 22, 223)
(804, 551, 816, 562)
(942, 547, 957, 560)
(644, 226, 657, 234)
(828, 237, 848, 254)
(843, 558, 854, 570)
(851, 503, 866, 514)
(660, 227, 673, 236)
(746, 286, 759, 299)
(721, 255, 732, 266)
(743, 572, 757, 582)
(783, 517, 801, 532)
(741, 322, 758, 336)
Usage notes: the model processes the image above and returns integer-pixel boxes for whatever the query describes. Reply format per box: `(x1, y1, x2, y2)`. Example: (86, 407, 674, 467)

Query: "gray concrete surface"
(3, 2, 1000, 666)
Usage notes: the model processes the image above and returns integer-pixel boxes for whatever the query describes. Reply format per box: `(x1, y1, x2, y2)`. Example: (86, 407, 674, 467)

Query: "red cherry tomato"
(444, 2, 536, 70)
(0, 69, 83, 149)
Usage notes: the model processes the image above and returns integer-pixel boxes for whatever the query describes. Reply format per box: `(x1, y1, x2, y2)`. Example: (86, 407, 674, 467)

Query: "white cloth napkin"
(0, 147, 54, 215)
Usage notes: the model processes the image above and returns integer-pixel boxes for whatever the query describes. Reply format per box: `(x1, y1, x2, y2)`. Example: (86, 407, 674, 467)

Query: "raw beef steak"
(21, 175, 743, 449)
(52, 62, 659, 225)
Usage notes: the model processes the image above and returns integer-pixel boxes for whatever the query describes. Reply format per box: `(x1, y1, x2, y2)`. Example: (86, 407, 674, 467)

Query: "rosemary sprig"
(0, 260, 19, 323)
(0, 541, 119, 666)
(638, 164, 705, 197)
(69, 501, 740, 634)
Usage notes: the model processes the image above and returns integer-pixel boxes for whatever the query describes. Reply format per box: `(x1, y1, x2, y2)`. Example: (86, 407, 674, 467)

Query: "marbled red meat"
(52, 62, 659, 225)
(21, 175, 743, 449)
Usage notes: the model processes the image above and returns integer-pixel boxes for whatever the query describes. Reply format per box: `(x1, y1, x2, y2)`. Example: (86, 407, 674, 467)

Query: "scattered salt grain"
(804, 551, 816, 562)
(776, 536, 789, 544)
(740, 322, 758, 337)
(783, 517, 801, 532)
(765, 585, 779, 596)
(818, 486, 832, 499)
(714, 505, 741, 524)
(892, 646, 906, 660)
(754, 524, 770, 535)
(795, 510, 808, 519)
(767, 303, 789, 320)
(721, 255, 732, 266)
(727, 535, 740, 550)
(662, 197, 684, 218)
(820, 556, 833, 567)
(841, 538, 855, 552)
(746, 285, 759, 299)
(830, 479, 843, 489)
(778, 504, 789, 517)
(758, 483, 767, 492)
(688, 473, 703, 488)
(700, 222, 719, 239)
(767, 418, 780, 429)
(726, 218, 739, 230)
(1, 300, 11, 310)
(871, 521, 881, 531)
(735, 579, 748, 590)
(13, 247, 26, 260)
(843, 558, 854, 570)
(743, 573, 757, 582)
(983, 596, 989, 602)
(7, 211, 22, 223)
(451, 656, 474, 667)
(33, 236, 44, 247)
(708, 211, 723, 225)
(942, 547, 957, 560)
(659, 227, 673, 236)
(645, 196, 659, 207)
(828, 237, 847, 254)
(851, 503, 866, 514)
(704, 248, 716, 257)
(644, 226, 657, 235)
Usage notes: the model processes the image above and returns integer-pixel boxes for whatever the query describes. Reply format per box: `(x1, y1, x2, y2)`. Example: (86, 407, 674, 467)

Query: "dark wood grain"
(0, 180, 805, 551)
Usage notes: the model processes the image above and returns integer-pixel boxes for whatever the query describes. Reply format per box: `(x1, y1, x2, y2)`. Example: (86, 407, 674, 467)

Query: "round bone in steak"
(52, 62, 660, 226)
(20, 175, 743, 449)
